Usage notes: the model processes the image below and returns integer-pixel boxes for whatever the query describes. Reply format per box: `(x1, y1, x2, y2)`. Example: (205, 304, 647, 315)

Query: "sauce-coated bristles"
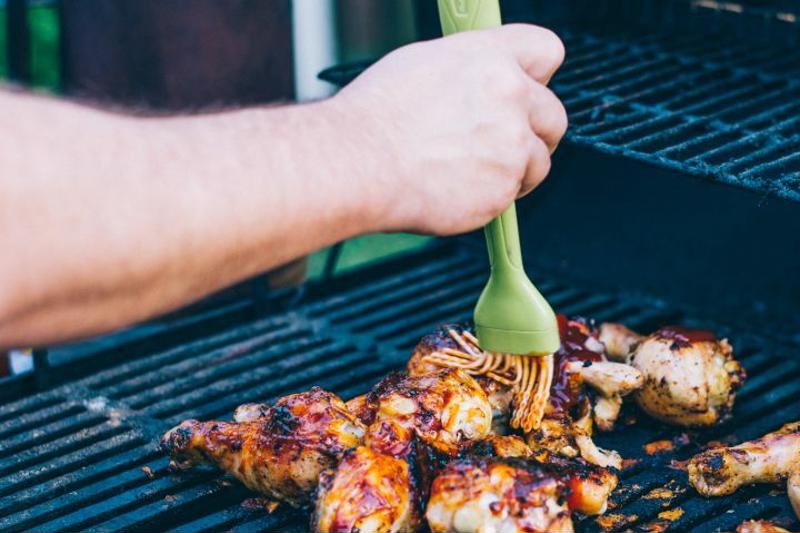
(421, 329, 553, 432)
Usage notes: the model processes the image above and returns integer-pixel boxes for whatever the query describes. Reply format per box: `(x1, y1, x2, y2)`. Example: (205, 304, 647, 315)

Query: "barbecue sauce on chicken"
(653, 326, 716, 349)
(549, 315, 603, 415)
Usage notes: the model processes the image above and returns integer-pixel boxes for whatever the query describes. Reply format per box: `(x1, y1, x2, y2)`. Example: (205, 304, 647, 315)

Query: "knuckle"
(552, 98, 569, 139)
(510, 124, 531, 150)
(527, 140, 551, 182)
(535, 149, 552, 181)
(485, 66, 526, 100)
(539, 28, 566, 67)
(493, 180, 518, 212)
(532, 86, 568, 142)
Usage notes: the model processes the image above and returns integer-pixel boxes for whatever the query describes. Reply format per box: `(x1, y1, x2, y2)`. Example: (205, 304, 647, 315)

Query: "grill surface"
(2, 241, 799, 532)
(320, 29, 800, 202)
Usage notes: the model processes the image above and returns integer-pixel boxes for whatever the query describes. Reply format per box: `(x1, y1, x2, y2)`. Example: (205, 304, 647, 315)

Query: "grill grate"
(319, 29, 800, 202)
(0, 271, 296, 403)
(1, 242, 799, 532)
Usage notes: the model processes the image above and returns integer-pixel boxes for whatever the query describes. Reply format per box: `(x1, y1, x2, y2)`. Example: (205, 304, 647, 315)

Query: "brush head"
(474, 267, 560, 356)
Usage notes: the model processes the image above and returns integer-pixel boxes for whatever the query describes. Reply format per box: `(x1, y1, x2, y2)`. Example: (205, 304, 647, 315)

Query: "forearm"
(0, 92, 379, 347)
(0, 24, 569, 348)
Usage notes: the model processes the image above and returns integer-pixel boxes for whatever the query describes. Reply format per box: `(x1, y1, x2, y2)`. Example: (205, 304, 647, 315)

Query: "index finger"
(488, 24, 565, 84)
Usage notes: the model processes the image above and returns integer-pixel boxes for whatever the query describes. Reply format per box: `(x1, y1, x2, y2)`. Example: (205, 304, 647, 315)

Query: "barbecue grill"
(3, 1, 800, 532)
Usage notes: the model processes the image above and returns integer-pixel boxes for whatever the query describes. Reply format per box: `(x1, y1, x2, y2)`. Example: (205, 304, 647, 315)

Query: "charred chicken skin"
(604, 324, 745, 427)
(313, 446, 421, 533)
(542, 455, 618, 516)
(526, 406, 623, 470)
(426, 456, 574, 533)
(542, 315, 642, 435)
(351, 369, 493, 457)
(408, 318, 635, 469)
(523, 317, 631, 468)
(407, 324, 514, 434)
(160, 387, 364, 507)
(464, 436, 618, 516)
(688, 421, 800, 496)
(465, 434, 533, 459)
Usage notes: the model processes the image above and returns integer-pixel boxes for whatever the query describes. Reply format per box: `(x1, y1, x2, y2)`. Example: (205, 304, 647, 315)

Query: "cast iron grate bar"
(1, 244, 799, 532)
(319, 28, 800, 202)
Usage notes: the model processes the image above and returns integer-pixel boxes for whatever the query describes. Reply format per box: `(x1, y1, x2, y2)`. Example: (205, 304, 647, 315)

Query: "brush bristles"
(421, 329, 554, 432)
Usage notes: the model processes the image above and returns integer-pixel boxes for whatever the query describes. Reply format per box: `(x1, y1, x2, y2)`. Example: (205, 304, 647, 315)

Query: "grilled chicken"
(629, 326, 745, 427)
(407, 325, 514, 433)
(313, 446, 421, 533)
(426, 457, 574, 533)
(522, 317, 625, 468)
(544, 455, 618, 516)
(353, 369, 493, 457)
(565, 360, 643, 398)
(160, 387, 364, 506)
(788, 471, 800, 521)
(563, 359, 643, 431)
(688, 421, 800, 496)
(545, 316, 641, 436)
(466, 434, 533, 458)
(409, 319, 630, 462)
(736, 520, 790, 533)
(464, 436, 618, 516)
(599, 322, 643, 363)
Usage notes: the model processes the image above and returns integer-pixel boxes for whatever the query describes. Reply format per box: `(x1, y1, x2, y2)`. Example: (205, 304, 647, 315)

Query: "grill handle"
(437, 0, 559, 356)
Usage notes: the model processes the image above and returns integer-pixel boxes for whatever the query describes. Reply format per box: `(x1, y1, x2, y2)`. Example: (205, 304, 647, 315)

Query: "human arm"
(0, 24, 566, 348)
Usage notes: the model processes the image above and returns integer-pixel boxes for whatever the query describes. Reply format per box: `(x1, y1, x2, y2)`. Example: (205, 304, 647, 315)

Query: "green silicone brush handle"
(436, 0, 511, 272)
(437, 0, 501, 35)
(437, 0, 560, 356)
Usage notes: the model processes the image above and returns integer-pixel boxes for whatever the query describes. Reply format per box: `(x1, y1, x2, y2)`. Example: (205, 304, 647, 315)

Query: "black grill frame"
(320, 27, 800, 202)
(2, 240, 799, 533)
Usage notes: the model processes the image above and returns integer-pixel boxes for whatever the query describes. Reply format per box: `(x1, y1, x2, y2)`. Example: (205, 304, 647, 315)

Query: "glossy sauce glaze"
(653, 326, 716, 349)
(550, 315, 603, 415)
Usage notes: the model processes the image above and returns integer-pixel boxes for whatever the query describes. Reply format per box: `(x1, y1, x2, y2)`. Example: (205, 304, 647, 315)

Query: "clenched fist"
(329, 24, 567, 235)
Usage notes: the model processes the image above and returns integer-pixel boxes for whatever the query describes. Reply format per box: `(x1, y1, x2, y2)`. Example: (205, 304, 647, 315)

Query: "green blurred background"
(5, 3, 431, 280)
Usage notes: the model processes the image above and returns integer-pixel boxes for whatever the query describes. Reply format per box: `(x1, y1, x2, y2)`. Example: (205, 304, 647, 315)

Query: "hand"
(331, 24, 567, 236)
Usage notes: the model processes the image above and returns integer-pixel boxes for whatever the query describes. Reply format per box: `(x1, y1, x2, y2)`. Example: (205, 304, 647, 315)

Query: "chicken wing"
(542, 455, 619, 516)
(599, 322, 643, 363)
(565, 360, 643, 398)
(161, 387, 364, 506)
(463, 436, 618, 516)
(426, 457, 574, 533)
(313, 446, 421, 533)
(529, 317, 627, 466)
(356, 369, 493, 457)
(688, 421, 800, 496)
(563, 359, 643, 431)
(630, 326, 745, 427)
(407, 319, 628, 468)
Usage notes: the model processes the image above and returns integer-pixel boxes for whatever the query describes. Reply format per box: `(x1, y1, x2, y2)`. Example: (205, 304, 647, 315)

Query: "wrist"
(314, 94, 400, 235)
